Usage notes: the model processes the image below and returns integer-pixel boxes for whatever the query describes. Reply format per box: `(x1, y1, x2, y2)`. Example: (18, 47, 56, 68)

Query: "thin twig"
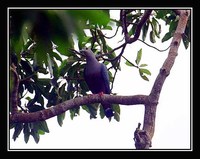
(63, 76, 84, 81)
(138, 39, 170, 52)
(20, 74, 35, 83)
(122, 55, 138, 68)
(128, 10, 152, 43)
(103, 26, 120, 39)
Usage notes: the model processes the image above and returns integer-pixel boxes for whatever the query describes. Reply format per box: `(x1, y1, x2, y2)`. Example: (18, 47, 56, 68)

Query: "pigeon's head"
(80, 48, 95, 59)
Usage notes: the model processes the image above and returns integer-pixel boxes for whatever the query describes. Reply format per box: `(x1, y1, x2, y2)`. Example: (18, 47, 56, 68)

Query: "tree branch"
(136, 10, 190, 149)
(10, 64, 19, 114)
(10, 94, 148, 123)
(122, 10, 152, 44)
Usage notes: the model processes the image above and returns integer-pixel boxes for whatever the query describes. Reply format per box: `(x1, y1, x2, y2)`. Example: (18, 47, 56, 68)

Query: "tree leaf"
(102, 25, 112, 30)
(38, 129, 45, 135)
(70, 107, 80, 120)
(99, 105, 105, 119)
(50, 51, 63, 62)
(140, 74, 149, 81)
(30, 129, 39, 143)
(139, 68, 151, 75)
(57, 112, 66, 127)
(13, 123, 23, 141)
(59, 83, 66, 96)
(150, 30, 156, 43)
(139, 69, 150, 81)
(139, 64, 148, 67)
(33, 121, 49, 133)
(20, 59, 33, 76)
(87, 104, 98, 119)
(162, 31, 173, 42)
(152, 17, 160, 38)
(128, 23, 137, 37)
(114, 112, 120, 122)
(135, 48, 142, 65)
(23, 123, 30, 143)
(47, 53, 54, 77)
(182, 33, 190, 49)
(125, 60, 135, 67)
(142, 21, 149, 41)
(169, 20, 178, 33)
(69, 10, 110, 27)
(112, 104, 120, 114)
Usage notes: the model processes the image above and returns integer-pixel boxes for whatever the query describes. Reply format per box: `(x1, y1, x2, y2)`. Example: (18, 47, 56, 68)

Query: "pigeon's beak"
(80, 50, 86, 57)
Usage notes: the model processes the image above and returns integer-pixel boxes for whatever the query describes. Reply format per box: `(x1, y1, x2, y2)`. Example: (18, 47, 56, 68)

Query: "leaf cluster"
(9, 9, 190, 143)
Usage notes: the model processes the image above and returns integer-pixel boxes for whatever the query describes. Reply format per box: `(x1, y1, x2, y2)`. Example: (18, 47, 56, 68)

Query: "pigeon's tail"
(101, 103, 114, 118)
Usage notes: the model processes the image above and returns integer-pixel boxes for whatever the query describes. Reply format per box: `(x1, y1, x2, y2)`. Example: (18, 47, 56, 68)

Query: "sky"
(9, 10, 191, 150)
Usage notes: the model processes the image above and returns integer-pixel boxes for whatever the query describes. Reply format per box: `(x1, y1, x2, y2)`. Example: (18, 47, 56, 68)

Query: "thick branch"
(122, 10, 152, 44)
(10, 64, 19, 114)
(139, 10, 190, 149)
(149, 10, 190, 103)
(10, 94, 148, 123)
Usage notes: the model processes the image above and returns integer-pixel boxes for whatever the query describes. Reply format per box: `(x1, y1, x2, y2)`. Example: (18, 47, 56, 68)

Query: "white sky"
(9, 10, 191, 150)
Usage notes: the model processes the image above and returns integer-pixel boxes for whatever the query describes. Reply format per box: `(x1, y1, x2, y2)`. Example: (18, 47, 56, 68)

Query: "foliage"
(9, 9, 190, 143)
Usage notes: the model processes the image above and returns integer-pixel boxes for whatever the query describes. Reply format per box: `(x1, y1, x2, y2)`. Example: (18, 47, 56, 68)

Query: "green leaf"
(59, 83, 66, 97)
(150, 30, 156, 43)
(151, 17, 160, 38)
(20, 59, 33, 76)
(139, 68, 151, 75)
(70, 107, 80, 120)
(25, 96, 32, 101)
(142, 21, 149, 41)
(34, 121, 49, 133)
(140, 74, 149, 81)
(37, 78, 51, 86)
(139, 69, 150, 81)
(112, 104, 120, 114)
(57, 112, 65, 127)
(135, 49, 142, 65)
(82, 105, 89, 113)
(97, 30, 107, 53)
(69, 10, 110, 27)
(37, 95, 44, 107)
(102, 25, 112, 30)
(13, 123, 23, 141)
(10, 36, 23, 63)
(25, 82, 34, 93)
(52, 59, 59, 78)
(182, 33, 190, 49)
(155, 10, 172, 19)
(87, 104, 98, 119)
(99, 105, 105, 119)
(128, 23, 137, 37)
(114, 112, 120, 122)
(58, 57, 78, 77)
(28, 104, 44, 113)
(50, 51, 63, 62)
(47, 53, 54, 77)
(162, 32, 173, 42)
(139, 64, 148, 67)
(38, 129, 45, 135)
(30, 129, 39, 143)
(125, 60, 135, 67)
(23, 123, 30, 143)
(169, 21, 178, 33)
(80, 81, 89, 92)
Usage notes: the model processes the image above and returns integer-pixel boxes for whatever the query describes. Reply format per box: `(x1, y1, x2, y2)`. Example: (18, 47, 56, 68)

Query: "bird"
(80, 48, 114, 118)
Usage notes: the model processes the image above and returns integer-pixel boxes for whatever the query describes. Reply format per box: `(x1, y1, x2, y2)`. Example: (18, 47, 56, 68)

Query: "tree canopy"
(9, 9, 190, 148)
